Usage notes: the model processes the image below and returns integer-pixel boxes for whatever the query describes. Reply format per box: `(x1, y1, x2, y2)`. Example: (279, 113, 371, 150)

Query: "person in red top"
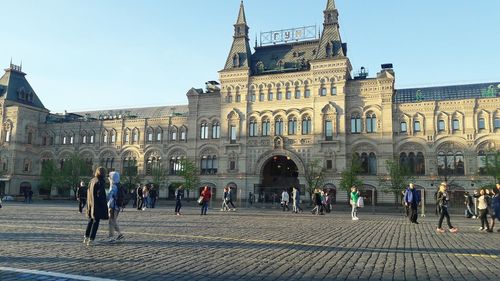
(200, 186, 212, 215)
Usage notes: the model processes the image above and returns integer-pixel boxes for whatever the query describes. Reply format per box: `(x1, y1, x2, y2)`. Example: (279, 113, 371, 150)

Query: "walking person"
(221, 187, 230, 211)
(464, 192, 475, 218)
(350, 186, 360, 220)
(77, 181, 87, 214)
(311, 188, 322, 215)
(200, 186, 211, 215)
(489, 188, 498, 231)
(149, 185, 158, 208)
(404, 183, 421, 224)
(142, 185, 150, 210)
(83, 167, 109, 246)
(136, 184, 144, 210)
(226, 186, 236, 211)
(477, 189, 492, 232)
(436, 183, 458, 233)
(174, 185, 184, 216)
(292, 187, 302, 213)
(281, 189, 290, 211)
(107, 171, 124, 242)
(494, 183, 500, 232)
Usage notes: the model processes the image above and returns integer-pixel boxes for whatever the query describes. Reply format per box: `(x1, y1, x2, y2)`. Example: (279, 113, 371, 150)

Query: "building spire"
(236, 1, 247, 25)
(326, 0, 336, 10)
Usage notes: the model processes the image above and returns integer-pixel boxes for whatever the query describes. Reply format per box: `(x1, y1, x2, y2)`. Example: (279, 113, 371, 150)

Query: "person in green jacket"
(350, 186, 360, 220)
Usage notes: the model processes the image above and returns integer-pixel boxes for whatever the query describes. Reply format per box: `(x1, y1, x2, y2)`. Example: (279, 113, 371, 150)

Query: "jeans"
(479, 209, 490, 229)
(282, 201, 289, 211)
(201, 201, 208, 215)
(438, 206, 453, 229)
(85, 218, 100, 240)
(78, 199, 86, 213)
(108, 209, 121, 238)
(175, 199, 182, 213)
(410, 204, 418, 223)
(137, 197, 144, 210)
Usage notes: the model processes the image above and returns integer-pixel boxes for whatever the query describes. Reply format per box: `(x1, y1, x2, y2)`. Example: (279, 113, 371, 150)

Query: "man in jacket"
(84, 167, 109, 246)
(174, 185, 184, 216)
(77, 181, 87, 213)
(404, 183, 421, 224)
(107, 171, 124, 242)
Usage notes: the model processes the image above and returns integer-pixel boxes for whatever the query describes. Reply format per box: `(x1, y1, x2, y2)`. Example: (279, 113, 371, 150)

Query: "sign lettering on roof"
(260, 25, 317, 46)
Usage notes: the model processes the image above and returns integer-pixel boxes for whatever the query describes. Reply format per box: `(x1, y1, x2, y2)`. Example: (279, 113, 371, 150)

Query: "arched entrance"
(258, 155, 299, 203)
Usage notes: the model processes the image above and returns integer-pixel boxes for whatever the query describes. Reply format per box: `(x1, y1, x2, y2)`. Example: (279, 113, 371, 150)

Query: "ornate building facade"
(1, 0, 499, 205)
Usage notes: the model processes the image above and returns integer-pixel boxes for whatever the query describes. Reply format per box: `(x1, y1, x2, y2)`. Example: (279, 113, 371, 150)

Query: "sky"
(1, 0, 499, 113)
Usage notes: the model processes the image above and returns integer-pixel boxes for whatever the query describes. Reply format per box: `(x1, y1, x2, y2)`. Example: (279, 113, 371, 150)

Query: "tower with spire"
(316, 0, 346, 59)
(223, 1, 252, 70)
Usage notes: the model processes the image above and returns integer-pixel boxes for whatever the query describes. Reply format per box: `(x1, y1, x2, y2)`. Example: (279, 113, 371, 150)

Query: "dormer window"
(232, 54, 239, 68)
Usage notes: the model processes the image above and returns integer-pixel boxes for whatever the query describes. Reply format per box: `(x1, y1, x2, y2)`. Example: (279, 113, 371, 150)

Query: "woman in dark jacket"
(83, 167, 109, 246)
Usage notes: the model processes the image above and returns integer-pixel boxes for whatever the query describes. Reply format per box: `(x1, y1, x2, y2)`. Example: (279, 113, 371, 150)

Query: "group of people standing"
(134, 184, 158, 210)
(82, 167, 125, 246)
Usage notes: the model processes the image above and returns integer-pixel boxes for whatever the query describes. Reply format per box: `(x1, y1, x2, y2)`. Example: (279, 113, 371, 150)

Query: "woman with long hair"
(83, 167, 109, 246)
(436, 183, 458, 233)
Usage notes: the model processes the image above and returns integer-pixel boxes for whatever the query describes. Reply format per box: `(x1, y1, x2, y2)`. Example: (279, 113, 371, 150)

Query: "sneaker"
(86, 239, 94, 246)
(479, 227, 485, 231)
(449, 228, 458, 233)
(83, 237, 89, 244)
(116, 234, 124, 241)
(220, 208, 224, 211)
(436, 228, 445, 233)
(472, 216, 477, 219)
(176, 213, 181, 216)
(142, 207, 146, 211)
(232, 209, 236, 212)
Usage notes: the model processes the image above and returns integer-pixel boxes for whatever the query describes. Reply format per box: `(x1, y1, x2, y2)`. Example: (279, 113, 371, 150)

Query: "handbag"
(357, 197, 364, 208)
(197, 196, 204, 205)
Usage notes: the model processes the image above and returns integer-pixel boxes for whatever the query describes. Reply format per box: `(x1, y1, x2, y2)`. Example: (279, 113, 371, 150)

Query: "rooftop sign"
(260, 25, 317, 46)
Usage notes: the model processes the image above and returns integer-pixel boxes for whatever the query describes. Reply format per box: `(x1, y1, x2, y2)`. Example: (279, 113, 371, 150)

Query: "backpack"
(115, 183, 127, 208)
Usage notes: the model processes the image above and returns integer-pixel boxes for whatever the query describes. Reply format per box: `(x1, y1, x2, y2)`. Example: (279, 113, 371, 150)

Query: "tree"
(339, 155, 363, 202)
(122, 158, 142, 192)
(39, 159, 60, 198)
(303, 159, 326, 204)
(379, 159, 414, 206)
(151, 161, 168, 198)
(177, 158, 199, 200)
(484, 151, 500, 184)
(60, 153, 91, 199)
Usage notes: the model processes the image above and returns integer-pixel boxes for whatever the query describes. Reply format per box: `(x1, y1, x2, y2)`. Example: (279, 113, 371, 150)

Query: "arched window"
(400, 122, 407, 133)
(478, 117, 486, 130)
(249, 119, 258, 137)
(212, 122, 220, 139)
(82, 134, 87, 144)
(180, 127, 187, 141)
(452, 119, 460, 131)
(200, 122, 209, 140)
(233, 54, 239, 68)
(146, 128, 154, 143)
(109, 130, 116, 144)
(366, 113, 377, 133)
(494, 117, 500, 129)
(350, 114, 361, 133)
(295, 88, 301, 99)
(275, 118, 283, 136)
(416, 152, 425, 175)
(170, 127, 178, 141)
(62, 135, 67, 145)
(400, 153, 408, 170)
(227, 95, 233, 103)
(156, 128, 163, 142)
(145, 156, 161, 176)
(170, 156, 183, 175)
(262, 118, 270, 136)
(326, 43, 332, 57)
(414, 121, 421, 132)
(408, 152, 416, 174)
(438, 151, 465, 176)
(259, 91, 265, 102)
(368, 153, 377, 175)
(89, 132, 95, 144)
(288, 117, 297, 135)
(122, 157, 137, 176)
(124, 130, 130, 144)
(302, 116, 312, 135)
(325, 120, 333, 141)
(27, 131, 33, 144)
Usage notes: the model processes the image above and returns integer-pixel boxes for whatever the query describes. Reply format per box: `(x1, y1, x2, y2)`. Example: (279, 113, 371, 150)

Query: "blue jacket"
(404, 187, 420, 205)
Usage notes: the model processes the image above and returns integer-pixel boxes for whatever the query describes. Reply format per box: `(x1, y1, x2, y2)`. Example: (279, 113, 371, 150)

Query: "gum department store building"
(1, 0, 499, 206)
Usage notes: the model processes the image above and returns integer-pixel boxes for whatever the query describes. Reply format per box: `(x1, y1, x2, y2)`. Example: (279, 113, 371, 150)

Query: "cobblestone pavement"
(0, 202, 499, 281)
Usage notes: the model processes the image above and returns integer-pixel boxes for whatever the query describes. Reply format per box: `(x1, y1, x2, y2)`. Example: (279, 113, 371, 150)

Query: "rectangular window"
(259, 93, 265, 102)
(495, 118, 500, 129)
(230, 161, 236, 171)
(181, 131, 186, 141)
(295, 90, 301, 99)
(90, 135, 94, 144)
(331, 87, 337, 96)
(230, 126, 237, 143)
(268, 92, 273, 101)
(148, 133, 153, 142)
(157, 132, 162, 141)
(452, 119, 459, 131)
(286, 91, 292, 100)
(236, 95, 241, 102)
(277, 91, 282, 100)
(320, 88, 327, 96)
(326, 160, 333, 169)
(325, 121, 333, 141)
(262, 122, 270, 136)
(438, 120, 445, 132)
(414, 121, 421, 132)
(478, 118, 485, 130)
(400, 122, 407, 133)
(251, 92, 256, 102)
(304, 89, 311, 98)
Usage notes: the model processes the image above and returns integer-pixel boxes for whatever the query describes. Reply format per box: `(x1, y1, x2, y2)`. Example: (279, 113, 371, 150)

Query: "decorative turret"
(316, 0, 346, 59)
(223, 1, 252, 70)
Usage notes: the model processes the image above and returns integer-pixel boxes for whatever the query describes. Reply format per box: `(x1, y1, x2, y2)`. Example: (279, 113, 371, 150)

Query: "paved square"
(0, 202, 498, 281)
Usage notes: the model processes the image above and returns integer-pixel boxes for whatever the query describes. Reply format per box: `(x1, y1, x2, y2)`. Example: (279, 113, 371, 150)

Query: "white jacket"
(281, 191, 289, 202)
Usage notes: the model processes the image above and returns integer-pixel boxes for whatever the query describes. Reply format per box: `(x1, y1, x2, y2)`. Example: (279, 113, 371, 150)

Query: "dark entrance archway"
(258, 155, 299, 203)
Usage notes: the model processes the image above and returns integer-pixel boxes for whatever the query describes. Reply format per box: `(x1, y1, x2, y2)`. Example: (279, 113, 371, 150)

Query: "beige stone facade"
(1, 0, 499, 205)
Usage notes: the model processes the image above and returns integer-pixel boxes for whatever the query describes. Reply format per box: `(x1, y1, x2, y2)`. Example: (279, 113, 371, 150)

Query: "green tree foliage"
(122, 158, 142, 192)
(178, 158, 199, 199)
(60, 153, 91, 199)
(379, 159, 414, 205)
(151, 162, 168, 196)
(39, 159, 59, 197)
(484, 151, 500, 184)
(340, 154, 363, 194)
(304, 159, 326, 203)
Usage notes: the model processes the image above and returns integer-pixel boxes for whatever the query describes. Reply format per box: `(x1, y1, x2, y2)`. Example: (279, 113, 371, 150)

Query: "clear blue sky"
(1, 0, 499, 113)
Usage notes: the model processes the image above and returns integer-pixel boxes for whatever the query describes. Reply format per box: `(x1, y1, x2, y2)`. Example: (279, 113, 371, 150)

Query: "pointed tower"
(316, 0, 346, 59)
(223, 1, 252, 70)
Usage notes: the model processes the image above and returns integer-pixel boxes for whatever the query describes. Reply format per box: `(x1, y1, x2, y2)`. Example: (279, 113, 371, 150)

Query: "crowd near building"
(0, 0, 499, 206)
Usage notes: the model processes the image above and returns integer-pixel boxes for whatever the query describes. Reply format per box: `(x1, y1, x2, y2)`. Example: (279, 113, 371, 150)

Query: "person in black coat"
(83, 167, 109, 246)
(77, 181, 87, 213)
